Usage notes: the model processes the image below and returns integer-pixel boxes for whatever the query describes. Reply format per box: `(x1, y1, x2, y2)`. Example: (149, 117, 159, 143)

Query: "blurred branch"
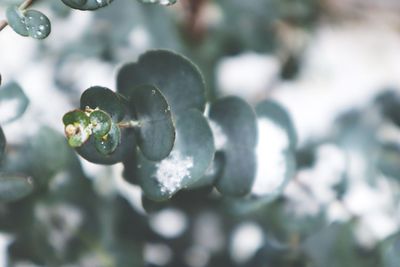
(0, 20, 7, 32)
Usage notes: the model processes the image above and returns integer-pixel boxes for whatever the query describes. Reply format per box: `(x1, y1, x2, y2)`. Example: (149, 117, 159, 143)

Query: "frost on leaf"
(154, 151, 194, 194)
(209, 120, 228, 150)
(251, 118, 289, 196)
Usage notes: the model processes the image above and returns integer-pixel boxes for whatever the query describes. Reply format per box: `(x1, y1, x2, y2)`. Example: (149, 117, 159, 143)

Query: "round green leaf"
(117, 50, 206, 117)
(256, 100, 297, 150)
(62, 110, 91, 147)
(127, 85, 175, 161)
(61, 0, 114, 10)
(0, 175, 33, 202)
(132, 110, 215, 201)
(209, 97, 258, 197)
(90, 110, 112, 138)
(76, 128, 136, 165)
(62, 109, 90, 126)
(94, 122, 121, 155)
(6, 6, 28, 37)
(24, 10, 51, 40)
(80, 86, 126, 122)
(0, 126, 5, 162)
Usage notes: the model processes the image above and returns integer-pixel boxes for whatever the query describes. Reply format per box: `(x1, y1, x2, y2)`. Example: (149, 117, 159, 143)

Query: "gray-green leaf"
(0, 175, 33, 202)
(127, 85, 175, 161)
(209, 97, 258, 197)
(117, 50, 206, 117)
(0, 82, 29, 124)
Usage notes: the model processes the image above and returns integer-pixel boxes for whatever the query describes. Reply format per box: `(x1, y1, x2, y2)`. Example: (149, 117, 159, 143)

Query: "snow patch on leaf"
(154, 151, 194, 194)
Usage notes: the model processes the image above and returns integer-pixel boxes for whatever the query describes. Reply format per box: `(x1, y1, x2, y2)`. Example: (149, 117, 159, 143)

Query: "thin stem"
(118, 120, 141, 128)
(0, 20, 7, 32)
(0, 0, 37, 33)
(19, 0, 35, 11)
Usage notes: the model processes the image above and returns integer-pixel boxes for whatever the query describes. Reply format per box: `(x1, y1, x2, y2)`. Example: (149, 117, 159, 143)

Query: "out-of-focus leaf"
(256, 100, 297, 150)
(61, 0, 114, 10)
(0, 174, 33, 202)
(0, 82, 29, 124)
(376, 142, 400, 181)
(209, 97, 258, 197)
(0, 126, 5, 161)
(382, 234, 400, 267)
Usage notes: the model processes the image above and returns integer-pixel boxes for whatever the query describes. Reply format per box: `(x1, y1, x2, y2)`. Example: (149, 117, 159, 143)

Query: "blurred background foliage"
(0, 0, 400, 266)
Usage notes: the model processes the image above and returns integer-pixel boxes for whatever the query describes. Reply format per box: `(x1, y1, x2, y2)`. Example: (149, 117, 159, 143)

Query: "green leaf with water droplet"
(24, 10, 51, 40)
(117, 50, 206, 117)
(131, 110, 214, 201)
(6, 6, 28, 37)
(94, 122, 121, 155)
(0, 82, 29, 125)
(127, 85, 175, 161)
(90, 110, 112, 138)
(209, 97, 258, 197)
(80, 86, 125, 122)
(0, 126, 5, 162)
(76, 128, 136, 165)
(61, 0, 114, 10)
(0, 175, 33, 202)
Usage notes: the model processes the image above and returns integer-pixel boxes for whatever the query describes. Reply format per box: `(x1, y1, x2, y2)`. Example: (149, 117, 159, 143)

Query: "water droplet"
(151, 90, 156, 95)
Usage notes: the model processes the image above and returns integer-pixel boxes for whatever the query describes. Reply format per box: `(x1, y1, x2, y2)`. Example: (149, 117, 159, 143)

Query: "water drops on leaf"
(89, 110, 112, 138)
(24, 10, 51, 40)
(94, 122, 121, 155)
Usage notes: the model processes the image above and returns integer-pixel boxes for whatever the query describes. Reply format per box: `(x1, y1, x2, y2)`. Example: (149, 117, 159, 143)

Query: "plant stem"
(118, 120, 141, 128)
(0, 0, 37, 33)
(19, 0, 35, 11)
(0, 20, 7, 32)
